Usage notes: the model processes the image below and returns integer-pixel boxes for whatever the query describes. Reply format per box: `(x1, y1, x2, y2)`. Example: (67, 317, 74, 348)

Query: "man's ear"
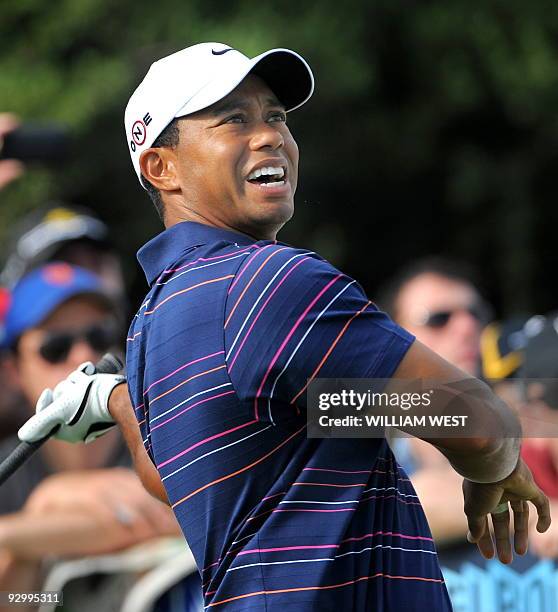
(139, 147, 180, 193)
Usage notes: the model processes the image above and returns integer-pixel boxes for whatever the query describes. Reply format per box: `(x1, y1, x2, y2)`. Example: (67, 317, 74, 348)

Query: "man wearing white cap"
(124, 42, 312, 227)
(20, 43, 550, 610)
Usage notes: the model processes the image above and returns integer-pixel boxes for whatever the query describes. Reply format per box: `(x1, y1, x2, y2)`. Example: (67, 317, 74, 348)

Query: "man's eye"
(269, 111, 287, 123)
(224, 114, 245, 124)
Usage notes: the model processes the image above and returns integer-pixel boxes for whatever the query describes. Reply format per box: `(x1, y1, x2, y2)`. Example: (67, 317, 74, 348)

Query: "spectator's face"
(13, 296, 118, 407)
(171, 74, 298, 239)
(395, 273, 483, 375)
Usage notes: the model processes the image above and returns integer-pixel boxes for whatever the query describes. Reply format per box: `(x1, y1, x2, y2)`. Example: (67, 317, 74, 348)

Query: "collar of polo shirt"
(137, 221, 259, 285)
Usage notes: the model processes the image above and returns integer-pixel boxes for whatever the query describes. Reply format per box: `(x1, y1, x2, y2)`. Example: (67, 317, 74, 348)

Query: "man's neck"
(164, 209, 278, 241)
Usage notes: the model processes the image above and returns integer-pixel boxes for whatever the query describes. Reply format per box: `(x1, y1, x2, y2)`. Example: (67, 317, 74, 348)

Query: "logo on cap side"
(211, 48, 234, 55)
(43, 263, 75, 286)
(130, 113, 153, 152)
(132, 121, 146, 146)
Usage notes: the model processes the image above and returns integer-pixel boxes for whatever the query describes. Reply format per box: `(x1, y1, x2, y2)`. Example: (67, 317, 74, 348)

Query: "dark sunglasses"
(419, 303, 491, 329)
(39, 322, 121, 364)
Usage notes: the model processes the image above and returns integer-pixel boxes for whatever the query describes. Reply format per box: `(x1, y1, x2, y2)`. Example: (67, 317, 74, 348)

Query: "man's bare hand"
(463, 458, 551, 563)
(0, 114, 23, 190)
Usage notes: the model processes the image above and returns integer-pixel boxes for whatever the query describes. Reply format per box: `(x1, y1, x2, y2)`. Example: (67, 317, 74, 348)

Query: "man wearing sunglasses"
(380, 258, 488, 378)
(0, 262, 180, 604)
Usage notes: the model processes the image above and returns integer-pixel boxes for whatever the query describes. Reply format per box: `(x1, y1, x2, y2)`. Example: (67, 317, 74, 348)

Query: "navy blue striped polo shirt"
(126, 221, 452, 610)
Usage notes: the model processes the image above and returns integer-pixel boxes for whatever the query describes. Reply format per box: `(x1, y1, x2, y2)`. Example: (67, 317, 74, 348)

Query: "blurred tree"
(1, 0, 558, 313)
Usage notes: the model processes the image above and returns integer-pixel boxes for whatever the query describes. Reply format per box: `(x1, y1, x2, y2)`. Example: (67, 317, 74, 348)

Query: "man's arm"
(108, 384, 168, 504)
(392, 340, 551, 562)
(393, 340, 520, 479)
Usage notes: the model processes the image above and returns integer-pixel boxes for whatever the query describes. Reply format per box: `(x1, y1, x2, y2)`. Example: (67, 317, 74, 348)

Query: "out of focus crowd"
(2, 109, 557, 611)
(0, 114, 202, 612)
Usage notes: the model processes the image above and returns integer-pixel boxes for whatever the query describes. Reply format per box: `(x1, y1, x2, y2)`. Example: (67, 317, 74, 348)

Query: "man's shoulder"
(156, 240, 342, 295)
(131, 240, 349, 330)
(225, 242, 360, 320)
(230, 241, 342, 283)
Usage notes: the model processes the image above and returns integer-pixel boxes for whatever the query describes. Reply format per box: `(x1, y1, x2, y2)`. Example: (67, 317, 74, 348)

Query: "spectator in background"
(0, 204, 126, 442)
(380, 257, 488, 378)
(0, 203, 125, 302)
(379, 257, 490, 544)
(0, 112, 122, 300)
(0, 263, 180, 610)
(0, 112, 123, 294)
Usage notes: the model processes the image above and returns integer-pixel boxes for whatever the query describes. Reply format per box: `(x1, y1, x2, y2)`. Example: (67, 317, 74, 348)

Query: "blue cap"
(2, 262, 112, 348)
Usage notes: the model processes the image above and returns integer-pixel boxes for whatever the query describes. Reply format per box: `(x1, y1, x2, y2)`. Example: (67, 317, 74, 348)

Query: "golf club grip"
(0, 438, 49, 486)
(0, 353, 123, 486)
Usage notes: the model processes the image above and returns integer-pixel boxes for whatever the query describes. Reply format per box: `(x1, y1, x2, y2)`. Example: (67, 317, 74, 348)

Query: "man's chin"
(255, 199, 294, 224)
(238, 202, 292, 240)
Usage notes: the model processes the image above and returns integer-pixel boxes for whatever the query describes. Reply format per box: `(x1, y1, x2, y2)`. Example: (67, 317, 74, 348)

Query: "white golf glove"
(18, 362, 126, 444)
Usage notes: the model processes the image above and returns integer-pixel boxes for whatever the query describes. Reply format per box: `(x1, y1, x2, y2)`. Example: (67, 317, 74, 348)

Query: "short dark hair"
(140, 118, 181, 221)
(378, 256, 480, 320)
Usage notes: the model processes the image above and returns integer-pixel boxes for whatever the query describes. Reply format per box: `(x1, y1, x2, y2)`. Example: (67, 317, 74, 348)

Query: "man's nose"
(450, 310, 481, 338)
(249, 121, 284, 151)
(66, 339, 102, 370)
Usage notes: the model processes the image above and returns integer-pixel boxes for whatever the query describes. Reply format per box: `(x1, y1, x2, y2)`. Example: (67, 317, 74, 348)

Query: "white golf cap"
(124, 42, 314, 186)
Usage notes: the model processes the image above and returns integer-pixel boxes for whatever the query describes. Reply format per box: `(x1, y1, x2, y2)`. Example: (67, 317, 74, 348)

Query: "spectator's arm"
(24, 467, 178, 534)
(0, 467, 180, 561)
(0, 512, 135, 559)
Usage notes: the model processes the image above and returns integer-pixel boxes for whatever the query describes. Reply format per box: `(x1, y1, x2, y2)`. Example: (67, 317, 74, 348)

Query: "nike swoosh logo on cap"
(212, 48, 234, 55)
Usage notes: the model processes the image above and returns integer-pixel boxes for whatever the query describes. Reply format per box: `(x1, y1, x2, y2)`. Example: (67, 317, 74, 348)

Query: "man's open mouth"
(246, 166, 286, 187)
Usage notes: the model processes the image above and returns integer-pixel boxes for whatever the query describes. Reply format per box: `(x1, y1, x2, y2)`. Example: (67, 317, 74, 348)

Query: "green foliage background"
(2, 0, 558, 313)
